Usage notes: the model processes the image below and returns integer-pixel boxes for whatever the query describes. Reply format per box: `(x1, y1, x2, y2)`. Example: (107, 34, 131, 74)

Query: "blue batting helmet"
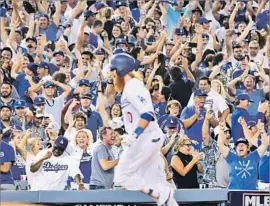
(109, 53, 137, 77)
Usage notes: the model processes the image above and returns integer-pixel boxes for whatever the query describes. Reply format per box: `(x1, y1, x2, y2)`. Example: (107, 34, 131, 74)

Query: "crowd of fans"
(0, 0, 269, 192)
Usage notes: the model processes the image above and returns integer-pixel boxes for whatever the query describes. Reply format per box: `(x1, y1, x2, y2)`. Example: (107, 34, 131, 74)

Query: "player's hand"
(122, 134, 137, 147)
(43, 150, 52, 160)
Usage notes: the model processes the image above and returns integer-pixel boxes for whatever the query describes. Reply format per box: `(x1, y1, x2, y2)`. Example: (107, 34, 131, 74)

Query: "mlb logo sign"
(243, 193, 270, 206)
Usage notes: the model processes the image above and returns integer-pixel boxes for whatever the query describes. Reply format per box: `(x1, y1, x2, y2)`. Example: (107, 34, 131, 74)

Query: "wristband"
(134, 126, 144, 138)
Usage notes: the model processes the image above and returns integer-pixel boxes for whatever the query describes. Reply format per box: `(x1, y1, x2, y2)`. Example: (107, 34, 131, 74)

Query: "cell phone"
(189, 42, 197, 48)
(23, 1, 36, 14)
(224, 23, 230, 30)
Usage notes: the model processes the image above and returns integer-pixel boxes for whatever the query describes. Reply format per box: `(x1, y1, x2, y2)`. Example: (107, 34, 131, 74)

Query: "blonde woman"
(9, 130, 30, 186)
(72, 129, 94, 187)
(211, 79, 235, 103)
(171, 136, 203, 189)
(211, 79, 233, 126)
(24, 138, 44, 188)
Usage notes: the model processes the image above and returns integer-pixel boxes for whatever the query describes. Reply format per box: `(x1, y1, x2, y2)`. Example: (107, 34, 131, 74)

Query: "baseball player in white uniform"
(109, 53, 178, 206)
(30, 136, 85, 191)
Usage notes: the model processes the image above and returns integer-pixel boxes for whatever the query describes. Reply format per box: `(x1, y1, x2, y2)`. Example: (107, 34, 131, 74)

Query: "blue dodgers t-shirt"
(13, 73, 32, 102)
(154, 102, 167, 119)
(231, 107, 252, 142)
(79, 152, 92, 184)
(89, 32, 98, 48)
(10, 149, 26, 181)
(226, 150, 260, 190)
(131, 8, 140, 22)
(247, 89, 264, 117)
(0, 141, 15, 184)
(166, 5, 187, 38)
(259, 147, 269, 183)
(39, 22, 58, 42)
(180, 106, 207, 150)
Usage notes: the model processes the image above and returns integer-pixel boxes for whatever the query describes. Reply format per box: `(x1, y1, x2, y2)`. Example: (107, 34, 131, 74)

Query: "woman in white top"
(19, 137, 44, 188)
(71, 129, 94, 187)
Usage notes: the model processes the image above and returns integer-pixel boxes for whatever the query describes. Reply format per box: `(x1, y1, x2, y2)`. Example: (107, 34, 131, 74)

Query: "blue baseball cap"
(54, 135, 68, 150)
(236, 93, 254, 102)
(0, 103, 12, 111)
(235, 138, 249, 147)
(116, 1, 128, 8)
(116, 38, 128, 46)
(175, 28, 185, 36)
(39, 13, 49, 20)
(15, 29, 23, 36)
(14, 100, 27, 109)
(165, 116, 179, 128)
(79, 79, 91, 87)
(262, 10, 270, 15)
(95, 2, 106, 10)
(27, 63, 38, 75)
(53, 50, 64, 57)
(38, 61, 49, 70)
(26, 36, 37, 43)
(84, 10, 97, 18)
(199, 17, 211, 24)
(95, 48, 105, 55)
(43, 81, 56, 88)
(33, 96, 46, 105)
(194, 89, 208, 97)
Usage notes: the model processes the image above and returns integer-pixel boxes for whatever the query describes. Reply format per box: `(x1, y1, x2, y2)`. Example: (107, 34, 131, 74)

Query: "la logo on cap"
(171, 119, 174, 123)
(60, 139, 64, 145)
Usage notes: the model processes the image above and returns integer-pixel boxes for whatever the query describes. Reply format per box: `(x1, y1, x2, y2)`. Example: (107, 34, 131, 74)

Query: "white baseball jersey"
(187, 89, 228, 119)
(31, 149, 82, 191)
(120, 78, 160, 134)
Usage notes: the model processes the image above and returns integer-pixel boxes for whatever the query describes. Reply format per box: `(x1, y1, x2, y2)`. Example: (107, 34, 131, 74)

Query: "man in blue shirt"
(0, 128, 16, 190)
(231, 92, 268, 142)
(36, 2, 61, 42)
(181, 89, 218, 150)
(218, 122, 269, 190)
(76, 93, 103, 142)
